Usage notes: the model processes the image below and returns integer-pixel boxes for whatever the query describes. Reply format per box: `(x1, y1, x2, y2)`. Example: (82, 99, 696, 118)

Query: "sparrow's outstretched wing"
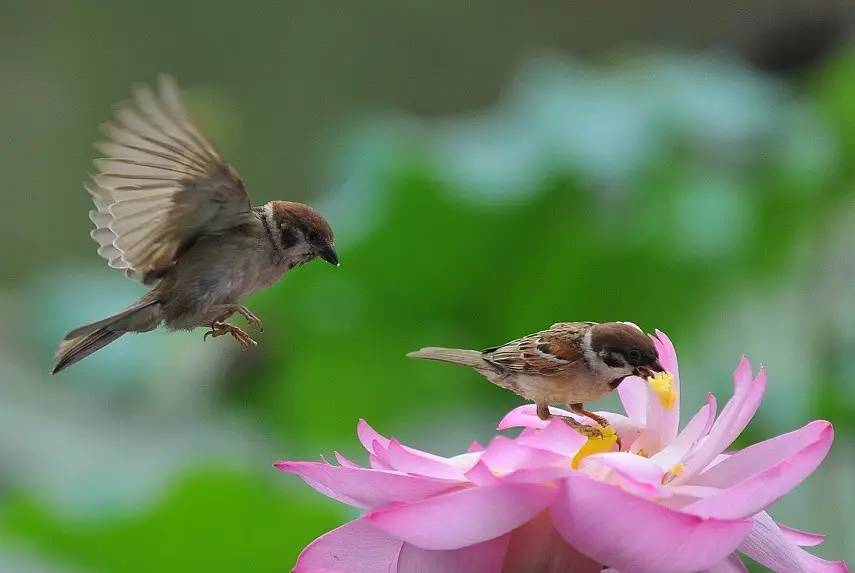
(87, 75, 252, 284)
(483, 323, 586, 376)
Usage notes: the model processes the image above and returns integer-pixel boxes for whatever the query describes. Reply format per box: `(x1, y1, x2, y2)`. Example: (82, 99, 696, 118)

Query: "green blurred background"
(2, 1, 854, 571)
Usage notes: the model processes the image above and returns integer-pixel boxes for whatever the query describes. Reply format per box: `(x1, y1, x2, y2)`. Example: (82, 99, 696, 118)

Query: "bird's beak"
(317, 243, 339, 266)
(634, 361, 665, 379)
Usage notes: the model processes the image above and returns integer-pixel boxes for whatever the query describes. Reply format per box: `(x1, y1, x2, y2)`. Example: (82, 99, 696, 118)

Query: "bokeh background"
(2, 1, 855, 571)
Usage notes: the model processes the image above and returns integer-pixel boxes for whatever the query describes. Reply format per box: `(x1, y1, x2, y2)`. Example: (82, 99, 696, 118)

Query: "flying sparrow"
(408, 321, 664, 437)
(52, 76, 338, 374)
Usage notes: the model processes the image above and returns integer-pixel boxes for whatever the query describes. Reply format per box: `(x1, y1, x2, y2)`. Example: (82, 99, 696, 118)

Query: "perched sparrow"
(52, 76, 338, 374)
(408, 322, 664, 436)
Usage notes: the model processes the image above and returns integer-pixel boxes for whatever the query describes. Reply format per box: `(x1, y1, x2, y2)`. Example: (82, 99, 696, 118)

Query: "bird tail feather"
(65, 300, 159, 339)
(52, 330, 125, 374)
(406, 347, 492, 370)
(52, 299, 161, 374)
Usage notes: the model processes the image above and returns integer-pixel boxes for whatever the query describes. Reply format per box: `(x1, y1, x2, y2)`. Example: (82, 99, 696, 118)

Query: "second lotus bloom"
(276, 330, 845, 573)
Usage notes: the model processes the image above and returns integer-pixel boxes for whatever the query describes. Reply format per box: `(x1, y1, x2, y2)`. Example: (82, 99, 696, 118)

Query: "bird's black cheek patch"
(281, 226, 299, 249)
(602, 353, 624, 368)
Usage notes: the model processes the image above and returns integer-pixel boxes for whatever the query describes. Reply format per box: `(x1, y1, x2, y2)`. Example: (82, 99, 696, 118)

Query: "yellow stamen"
(662, 462, 684, 485)
(571, 426, 618, 469)
(648, 371, 677, 410)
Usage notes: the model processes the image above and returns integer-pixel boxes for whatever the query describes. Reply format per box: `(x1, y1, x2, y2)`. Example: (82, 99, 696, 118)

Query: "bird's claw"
(236, 306, 263, 332)
(565, 419, 605, 439)
(587, 413, 611, 429)
(559, 416, 622, 450)
(203, 321, 258, 351)
(569, 404, 610, 429)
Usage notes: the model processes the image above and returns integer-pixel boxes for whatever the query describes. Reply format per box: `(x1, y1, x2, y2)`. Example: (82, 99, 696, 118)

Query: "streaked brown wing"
(483, 323, 586, 376)
(87, 75, 252, 284)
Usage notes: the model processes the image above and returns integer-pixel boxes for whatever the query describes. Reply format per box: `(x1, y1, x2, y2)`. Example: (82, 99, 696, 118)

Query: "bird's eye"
(627, 349, 643, 364)
(281, 226, 299, 249)
(307, 231, 319, 242)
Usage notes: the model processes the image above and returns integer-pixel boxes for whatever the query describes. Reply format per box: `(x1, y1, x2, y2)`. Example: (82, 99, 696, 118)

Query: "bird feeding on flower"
(280, 334, 845, 573)
(52, 76, 338, 374)
(408, 322, 664, 438)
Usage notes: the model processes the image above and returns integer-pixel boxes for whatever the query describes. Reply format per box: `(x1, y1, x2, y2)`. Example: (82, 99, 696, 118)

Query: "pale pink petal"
(630, 430, 661, 459)
(515, 418, 587, 458)
(497, 404, 573, 430)
(274, 461, 460, 509)
(518, 425, 539, 436)
(676, 365, 767, 483)
(650, 330, 680, 444)
(582, 452, 666, 485)
(295, 518, 514, 573)
(732, 365, 765, 426)
(732, 355, 753, 390)
(502, 512, 602, 573)
(551, 473, 751, 573)
(358, 419, 390, 454)
(480, 436, 568, 473)
(618, 375, 647, 424)
(596, 411, 644, 447)
(666, 484, 720, 508)
(358, 419, 453, 469)
(685, 422, 833, 520)
(779, 521, 827, 547)
(500, 465, 576, 484)
(653, 329, 679, 378)
(397, 533, 509, 572)
(464, 460, 502, 486)
(369, 452, 393, 470)
(705, 453, 731, 471)
(667, 485, 719, 498)
(651, 393, 716, 470)
(580, 452, 669, 499)
(739, 512, 848, 573)
(333, 451, 359, 468)
(468, 440, 485, 453)
(691, 420, 832, 489)
(294, 518, 402, 573)
(368, 483, 556, 550)
(595, 411, 638, 427)
(705, 554, 748, 572)
(447, 451, 482, 469)
(385, 439, 469, 480)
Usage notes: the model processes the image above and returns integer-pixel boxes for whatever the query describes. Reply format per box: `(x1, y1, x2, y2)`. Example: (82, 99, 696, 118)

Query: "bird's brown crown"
(590, 322, 657, 363)
(270, 201, 334, 243)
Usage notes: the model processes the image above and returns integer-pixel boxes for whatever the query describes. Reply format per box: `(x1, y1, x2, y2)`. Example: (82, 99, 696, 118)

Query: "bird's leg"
(569, 403, 621, 450)
(235, 305, 263, 332)
(558, 415, 607, 440)
(210, 304, 263, 331)
(203, 321, 257, 350)
(536, 402, 606, 440)
(569, 403, 610, 428)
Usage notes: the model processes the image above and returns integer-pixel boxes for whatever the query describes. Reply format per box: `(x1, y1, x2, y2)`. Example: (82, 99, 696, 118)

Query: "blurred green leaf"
(0, 469, 343, 573)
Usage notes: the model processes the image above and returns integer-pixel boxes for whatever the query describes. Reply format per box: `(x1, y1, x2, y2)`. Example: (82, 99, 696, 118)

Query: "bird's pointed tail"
(52, 329, 126, 374)
(406, 347, 492, 370)
(52, 299, 161, 374)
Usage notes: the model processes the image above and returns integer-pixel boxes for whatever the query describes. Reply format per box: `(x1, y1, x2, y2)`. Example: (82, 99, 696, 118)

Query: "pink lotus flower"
(275, 330, 846, 572)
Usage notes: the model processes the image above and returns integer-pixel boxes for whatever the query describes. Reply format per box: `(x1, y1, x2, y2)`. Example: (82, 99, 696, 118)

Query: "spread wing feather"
(87, 75, 252, 284)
